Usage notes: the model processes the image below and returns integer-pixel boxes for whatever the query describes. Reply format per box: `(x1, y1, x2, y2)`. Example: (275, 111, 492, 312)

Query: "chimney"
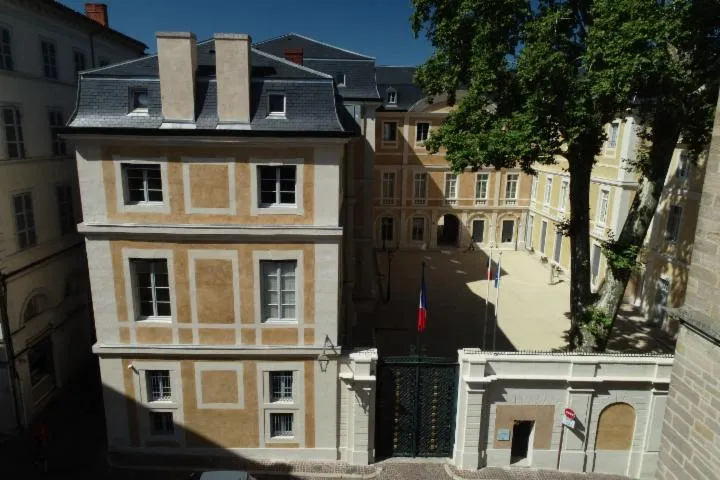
(156, 32, 198, 126)
(84, 3, 108, 27)
(284, 48, 303, 66)
(214, 34, 252, 127)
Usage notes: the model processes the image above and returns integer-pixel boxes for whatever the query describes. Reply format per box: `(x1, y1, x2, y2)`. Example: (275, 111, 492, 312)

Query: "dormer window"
(268, 94, 286, 117)
(386, 88, 397, 105)
(335, 73, 346, 87)
(130, 88, 148, 114)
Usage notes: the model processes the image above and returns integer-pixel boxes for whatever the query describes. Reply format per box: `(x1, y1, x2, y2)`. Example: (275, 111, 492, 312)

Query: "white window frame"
(334, 73, 346, 87)
(530, 176, 538, 204)
(2, 105, 25, 160)
(665, 205, 683, 243)
(250, 158, 304, 216)
(526, 214, 535, 249)
(259, 260, 298, 323)
(0, 24, 14, 71)
(558, 179, 569, 212)
(677, 151, 691, 180)
(122, 248, 176, 324)
(131, 361, 184, 444)
(129, 87, 149, 115)
(48, 108, 66, 156)
(13, 190, 36, 250)
(381, 171, 396, 205)
(257, 362, 305, 446)
(114, 157, 170, 214)
(475, 173, 489, 205)
(267, 93, 286, 118)
(596, 188, 610, 226)
(386, 88, 397, 105)
(505, 173, 519, 204)
(606, 122, 620, 150)
(411, 216, 426, 242)
(194, 362, 245, 410)
(413, 172, 428, 205)
(40, 38, 58, 80)
(381, 121, 398, 146)
(444, 172, 458, 205)
(253, 250, 304, 325)
(543, 175, 553, 211)
(415, 121, 431, 147)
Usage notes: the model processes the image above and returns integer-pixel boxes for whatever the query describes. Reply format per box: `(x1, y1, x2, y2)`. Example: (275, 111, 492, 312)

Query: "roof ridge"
(251, 47, 332, 79)
(80, 53, 156, 75)
(255, 32, 375, 60)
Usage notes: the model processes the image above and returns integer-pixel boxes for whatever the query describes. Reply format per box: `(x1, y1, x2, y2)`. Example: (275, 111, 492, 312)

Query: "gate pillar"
(453, 350, 489, 470)
(340, 348, 378, 465)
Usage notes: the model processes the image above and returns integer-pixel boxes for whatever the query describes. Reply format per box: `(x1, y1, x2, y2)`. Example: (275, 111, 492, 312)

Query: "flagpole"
(484, 245, 492, 350)
(417, 261, 425, 355)
(493, 251, 503, 351)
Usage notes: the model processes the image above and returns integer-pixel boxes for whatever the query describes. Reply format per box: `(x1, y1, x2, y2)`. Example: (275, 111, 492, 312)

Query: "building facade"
(0, 0, 145, 433)
(655, 89, 720, 480)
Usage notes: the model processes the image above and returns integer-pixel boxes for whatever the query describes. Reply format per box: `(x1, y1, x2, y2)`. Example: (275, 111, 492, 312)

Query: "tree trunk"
(567, 152, 593, 350)
(591, 118, 682, 351)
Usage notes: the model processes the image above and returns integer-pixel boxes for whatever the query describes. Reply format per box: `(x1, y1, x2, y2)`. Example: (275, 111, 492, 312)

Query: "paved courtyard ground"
(360, 249, 672, 357)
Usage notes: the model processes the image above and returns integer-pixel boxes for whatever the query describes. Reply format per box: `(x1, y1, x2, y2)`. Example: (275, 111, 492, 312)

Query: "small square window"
(270, 371, 293, 402)
(130, 88, 149, 112)
(122, 163, 163, 204)
(416, 122, 430, 143)
(334, 73, 346, 87)
(270, 412, 293, 438)
(268, 94, 286, 116)
(386, 89, 397, 105)
(258, 165, 296, 206)
(382, 122, 397, 143)
(149, 412, 174, 436)
(147, 370, 172, 402)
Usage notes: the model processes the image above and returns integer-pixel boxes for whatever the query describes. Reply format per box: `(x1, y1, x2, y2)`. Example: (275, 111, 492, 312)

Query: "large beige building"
(0, 1, 145, 433)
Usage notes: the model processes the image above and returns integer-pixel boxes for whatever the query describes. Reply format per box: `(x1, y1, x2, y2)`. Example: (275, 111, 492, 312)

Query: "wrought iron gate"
(375, 356, 458, 458)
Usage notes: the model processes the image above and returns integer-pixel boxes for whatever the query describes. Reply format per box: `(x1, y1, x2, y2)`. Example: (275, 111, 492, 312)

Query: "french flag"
(417, 264, 428, 333)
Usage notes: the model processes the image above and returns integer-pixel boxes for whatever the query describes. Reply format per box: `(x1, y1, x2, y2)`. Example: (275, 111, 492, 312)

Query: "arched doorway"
(437, 213, 460, 247)
(593, 402, 635, 475)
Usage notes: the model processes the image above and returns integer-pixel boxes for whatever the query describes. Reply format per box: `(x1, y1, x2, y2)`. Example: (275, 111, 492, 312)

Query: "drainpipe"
(0, 272, 23, 430)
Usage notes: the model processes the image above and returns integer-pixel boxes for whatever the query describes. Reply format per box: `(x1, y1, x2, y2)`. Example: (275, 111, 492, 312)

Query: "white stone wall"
(453, 350, 673, 479)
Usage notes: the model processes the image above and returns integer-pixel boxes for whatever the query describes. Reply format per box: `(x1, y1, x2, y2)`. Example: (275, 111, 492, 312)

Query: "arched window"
(386, 88, 397, 105)
(595, 402, 636, 451)
(23, 294, 49, 323)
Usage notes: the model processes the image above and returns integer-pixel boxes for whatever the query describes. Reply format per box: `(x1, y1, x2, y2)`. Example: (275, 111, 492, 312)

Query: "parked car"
(188, 471, 256, 480)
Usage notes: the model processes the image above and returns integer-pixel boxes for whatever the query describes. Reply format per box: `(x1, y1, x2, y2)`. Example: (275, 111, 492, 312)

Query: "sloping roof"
(254, 33, 373, 60)
(69, 39, 349, 134)
(376, 66, 426, 111)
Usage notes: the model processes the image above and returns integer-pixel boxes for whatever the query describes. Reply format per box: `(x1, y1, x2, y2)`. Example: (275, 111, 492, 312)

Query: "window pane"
(150, 412, 174, 435)
(139, 301, 155, 317)
(138, 287, 153, 303)
(265, 305, 279, 319)
(260, 190, 276, 204)
(281, 274, 295, 291)
(154, 273, 169, 287)
(147, 190, 163, 202)
(266, 290, 279, 305)
(279, 191, 295, 204)
(155, 288, 170, 302)
(281, 304, 295, 319)
(270, 413, 293, 437)
(269, 94, 285, 113)
(156, 302, 171, 316)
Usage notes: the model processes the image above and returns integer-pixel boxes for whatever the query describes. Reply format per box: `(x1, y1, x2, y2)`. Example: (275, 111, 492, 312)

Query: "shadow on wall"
(367, 249, 515, 358)
(0, 361, 312, 479)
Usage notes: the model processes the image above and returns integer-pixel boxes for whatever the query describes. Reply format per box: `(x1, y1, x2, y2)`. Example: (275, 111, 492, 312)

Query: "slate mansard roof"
(376, 66, 426, 111)
(255, 34, 380, 102)
(68, 39, 351, 136)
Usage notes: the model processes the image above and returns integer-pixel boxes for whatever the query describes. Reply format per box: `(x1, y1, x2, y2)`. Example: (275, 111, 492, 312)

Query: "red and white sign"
(561, 408, 576, 429)
(564, 408, 576, 420)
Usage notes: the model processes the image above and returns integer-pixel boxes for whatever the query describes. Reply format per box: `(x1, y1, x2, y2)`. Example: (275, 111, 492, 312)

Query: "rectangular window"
(48, 109, 66, 156)
(380, 217, 394, 243)
(268, 94, 286, 116)
(472, 219, 485, 243)
(596, 189, 610, 226)
(122, 164, 163, 204)
(28, 337, 54, 388)
(261, 260, 297, 322)
(665, 205, 682, 242)
(334, 73, 346, 86)
(607, 122, 619, 148)
(382, 122, 397, 143)
(147, 370, 172, 402)
(525, 214, 534, 249)
(0, 27, 13, 71)
(386, 89, 397, 105)
(543, 176, 553, 208)
(270, 371, 293, 402)
(558, 180, 569, 211)
(411, 217, 425, 242)
(416, 122, 430, 144)
(130, 88, 149, 113)
(444, 173, 457, 205)
(56, 184, 74, 234)
(149, 412, 174, 436)
(475, 173, 489, 205)
(41, 40, 58, 79)
(505, 173, 519, 200)
(270, 412, 293, 438)
(530, 176, 538, 204)
(258, 165, 296, 206)
(501, 220, 514, 243)
(677, 151, 691, 180)
(13, 192, 36, 249)
(2, 106, 25, 159)
(413, 173, 427, 205)
(381, 171, 395, 205)
(131, 259, 171, 319)
(73, 49, 86, 77)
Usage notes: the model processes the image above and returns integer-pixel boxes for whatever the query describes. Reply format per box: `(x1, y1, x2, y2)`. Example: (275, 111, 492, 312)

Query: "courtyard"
(361, 248, 672, 358)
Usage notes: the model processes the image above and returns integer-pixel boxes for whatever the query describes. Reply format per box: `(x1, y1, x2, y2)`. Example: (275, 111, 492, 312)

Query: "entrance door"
(437, 214, 460, 246)
(511, 420, 534, 464)
(472, 219, 485, 243)
(553, 230, 563, 263)
(539, 221, 548, 254)
(525, 215, 534, 250)
(376, 356, 458, 458)
(653, 278, 670, 325)
(501, 220, 514, 243)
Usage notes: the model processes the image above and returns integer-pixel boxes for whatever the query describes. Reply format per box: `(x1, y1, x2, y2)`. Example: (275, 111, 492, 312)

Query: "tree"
(583, 0, 719, 350)
(411, 0, 611, 348)
(411, 0, 719, 350)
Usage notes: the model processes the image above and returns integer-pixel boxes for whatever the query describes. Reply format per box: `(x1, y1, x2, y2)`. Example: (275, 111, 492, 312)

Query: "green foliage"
(601, 233, 642, 275)
(580, 306, 614, 344)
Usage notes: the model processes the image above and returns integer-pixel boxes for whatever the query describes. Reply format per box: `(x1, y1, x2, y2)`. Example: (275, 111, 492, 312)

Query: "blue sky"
(60, 0, 434, 66)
